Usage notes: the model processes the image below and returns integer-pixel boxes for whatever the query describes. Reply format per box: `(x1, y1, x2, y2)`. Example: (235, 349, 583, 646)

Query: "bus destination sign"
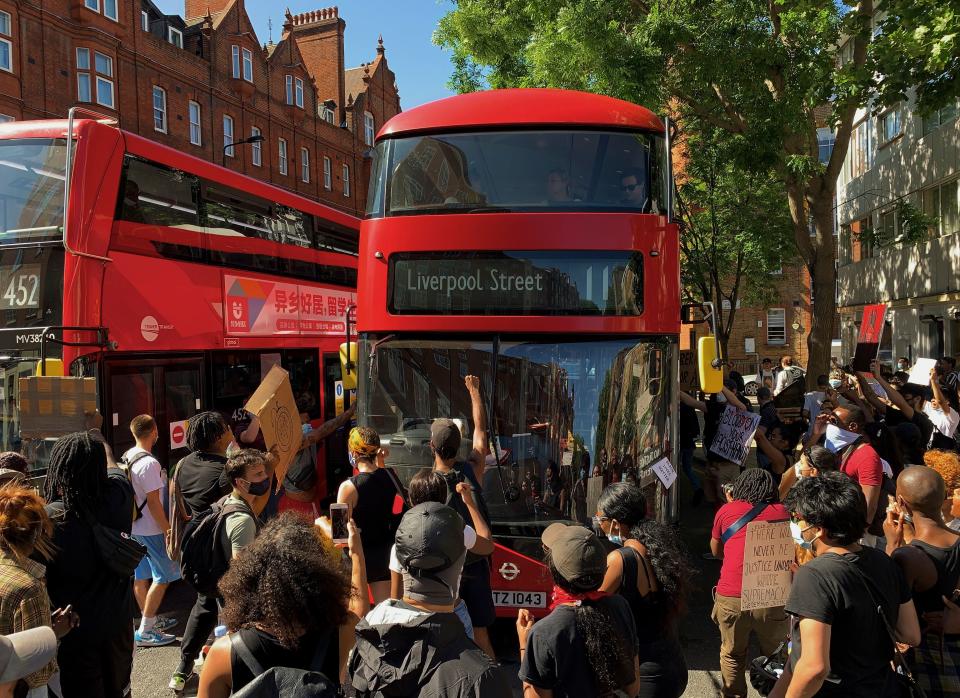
(389, 251, 643, 316)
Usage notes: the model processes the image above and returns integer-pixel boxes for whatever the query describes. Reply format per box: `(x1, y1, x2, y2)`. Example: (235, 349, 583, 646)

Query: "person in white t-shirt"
(924, 367, 960, 447)
(802, 374, 830, 441)
(387, 469, 494, 638)
(123, 414, 180, 648)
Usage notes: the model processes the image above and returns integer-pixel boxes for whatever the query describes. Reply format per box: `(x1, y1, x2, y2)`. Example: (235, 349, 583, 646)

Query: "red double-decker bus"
(356, 88, 679, 616)
(0, 110, 358, 488)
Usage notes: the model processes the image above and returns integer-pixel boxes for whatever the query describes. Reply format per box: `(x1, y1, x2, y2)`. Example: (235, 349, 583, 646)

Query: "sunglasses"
(620, 183, 640, 191)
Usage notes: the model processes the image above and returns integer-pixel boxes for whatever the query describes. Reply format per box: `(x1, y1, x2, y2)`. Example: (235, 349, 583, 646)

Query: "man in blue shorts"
(124, 414, 180, 647)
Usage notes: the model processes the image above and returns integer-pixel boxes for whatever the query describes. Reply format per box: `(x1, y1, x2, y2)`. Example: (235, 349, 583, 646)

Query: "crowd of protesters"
(0, 353, 957, 698)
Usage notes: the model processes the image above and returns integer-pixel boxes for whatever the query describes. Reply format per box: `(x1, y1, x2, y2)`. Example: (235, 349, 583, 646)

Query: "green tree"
(436, 0, 894, 378)
(678, 126, 795, 363)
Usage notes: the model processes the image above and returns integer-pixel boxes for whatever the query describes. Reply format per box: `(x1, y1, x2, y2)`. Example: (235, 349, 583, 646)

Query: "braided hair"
(186, 411, 229, 453)
(43, 432, 108, 516)
(730, 468, 778, 504)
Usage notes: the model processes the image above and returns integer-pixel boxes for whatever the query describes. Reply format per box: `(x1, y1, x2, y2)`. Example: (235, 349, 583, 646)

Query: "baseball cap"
(395, 502, 466, 574)
(430, 419, 462, 458)
(0, 626, 57, 683)
(541, 522, 607, 584)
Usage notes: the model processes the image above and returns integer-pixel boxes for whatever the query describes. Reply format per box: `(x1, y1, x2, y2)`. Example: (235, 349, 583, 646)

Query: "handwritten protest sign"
(709, 406, 761, 465)
(245, 365, 300, 493)
(740, 520, 794, 610)
(650, 457, 677, 489)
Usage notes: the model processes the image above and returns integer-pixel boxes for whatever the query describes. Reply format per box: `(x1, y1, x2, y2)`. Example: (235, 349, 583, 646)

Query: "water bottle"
(197, 625, 228, 668)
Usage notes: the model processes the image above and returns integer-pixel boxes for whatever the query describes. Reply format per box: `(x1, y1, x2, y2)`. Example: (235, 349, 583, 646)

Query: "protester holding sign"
(683, 383, 750, 507)
(708, 469, 789, 698)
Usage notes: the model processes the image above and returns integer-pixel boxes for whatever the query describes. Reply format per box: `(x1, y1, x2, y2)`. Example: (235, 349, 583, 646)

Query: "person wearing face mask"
(337, 427, 398, 605)
(897, 357, 911, 373)
(708, 469, 789, 698)
(776, 445, 837, 502)
(595, 483, 692, 698)
(221, 449, 270, 560)
(770, 473, 921, 698)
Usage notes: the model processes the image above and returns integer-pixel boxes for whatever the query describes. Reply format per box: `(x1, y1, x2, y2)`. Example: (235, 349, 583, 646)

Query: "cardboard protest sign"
(244, 365, 300, 492)
(851, 304, 887, 373)
(740, 520, 794, 610)
(18, 376, 97, 438)
(709, 406, 761, 466)
(907, 358, 937, 386)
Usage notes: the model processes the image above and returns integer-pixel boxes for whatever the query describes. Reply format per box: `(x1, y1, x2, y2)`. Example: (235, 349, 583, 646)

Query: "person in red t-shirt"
(709, 469, 789, 698)
(828, 406, 884, 525)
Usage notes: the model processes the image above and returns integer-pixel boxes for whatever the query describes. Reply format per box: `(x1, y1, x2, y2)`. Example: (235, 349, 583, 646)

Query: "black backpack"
(179, 496, 252, 595)
(230, 630, 340, 698)
(119, 451, 153, 521)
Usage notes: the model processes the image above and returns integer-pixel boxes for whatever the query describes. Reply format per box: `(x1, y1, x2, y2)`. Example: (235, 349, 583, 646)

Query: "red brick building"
(0, 0, 402, 215)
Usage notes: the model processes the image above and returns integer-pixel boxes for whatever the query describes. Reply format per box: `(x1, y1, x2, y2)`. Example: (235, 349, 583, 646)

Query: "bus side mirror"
(698, 336, 724, 394)
(681, 304, 706, 324)
(339, 342, 358, 391)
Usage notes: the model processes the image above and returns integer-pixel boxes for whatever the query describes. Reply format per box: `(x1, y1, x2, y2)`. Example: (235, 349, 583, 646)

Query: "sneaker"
(168, 672, 189, 692)
(135, 628, 177, 647)
(154, 616, 178, 633)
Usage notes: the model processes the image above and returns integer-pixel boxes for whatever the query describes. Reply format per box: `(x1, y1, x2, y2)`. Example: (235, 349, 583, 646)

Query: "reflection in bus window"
(376, 130, 664, 215)
(120, 157, 198, 229)
(0, 139, 69, 244)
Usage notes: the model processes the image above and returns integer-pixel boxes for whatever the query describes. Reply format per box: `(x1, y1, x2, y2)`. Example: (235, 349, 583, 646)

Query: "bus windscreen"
(0, 139, 68, 244)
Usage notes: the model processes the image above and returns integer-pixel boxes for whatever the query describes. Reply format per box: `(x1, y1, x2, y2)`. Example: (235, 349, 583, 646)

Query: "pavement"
(131, 455, 762, 697)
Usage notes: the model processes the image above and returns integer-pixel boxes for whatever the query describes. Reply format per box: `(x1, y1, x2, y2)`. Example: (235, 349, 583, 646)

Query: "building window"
(922, 102, 959, 137)
(223, 115, 234, 157)
(168, 27, 183, 49)
(838, 224, 852, 265)
(880, 108, 902, 144)
(0, 115, 13, 124)
(152, 86, 167, 133)
(847, 118, 873, 179)
(342, 164, 350, 197)
(922, 179, 960, 237)
(278, 138, 288, 175)
(0, 11, 11, 73)
(242, 48, 253, 82)
(76, 48, 114, 109)
(301, 147, 310, 182)
(817, 127, 835, 164)
(295, 78, 304, 109)
(85, 0, 117, 21)
(767, 308, 786, 345)
(323, 156, 332, 190)
(141, 10, 149, 31)
(251, 127, 262, 167)
(878, 209, 897, 244)
(231, 45, 240, 79)
(285, 75, 293, 105)
(364, 112, 375, 146)
(188, 101, 201, 146)
(321, 106, 335, 125)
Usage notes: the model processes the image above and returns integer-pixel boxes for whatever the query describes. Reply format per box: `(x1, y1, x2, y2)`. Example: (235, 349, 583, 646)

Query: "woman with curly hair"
(198, 511, 366, 697)
(595, 483, 692, 698)
(924, 449, 960, 531)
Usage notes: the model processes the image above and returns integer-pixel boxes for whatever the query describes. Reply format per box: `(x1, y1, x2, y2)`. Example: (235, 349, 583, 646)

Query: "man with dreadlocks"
(43, 431, 136, 698)
(709, 468, 789, 698)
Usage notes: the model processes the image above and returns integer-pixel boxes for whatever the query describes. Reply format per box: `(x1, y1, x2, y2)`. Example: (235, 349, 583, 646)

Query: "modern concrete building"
(836, 96, 960, 364)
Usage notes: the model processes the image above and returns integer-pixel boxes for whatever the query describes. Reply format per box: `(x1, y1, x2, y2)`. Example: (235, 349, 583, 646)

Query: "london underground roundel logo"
(140, 316, 160, 342)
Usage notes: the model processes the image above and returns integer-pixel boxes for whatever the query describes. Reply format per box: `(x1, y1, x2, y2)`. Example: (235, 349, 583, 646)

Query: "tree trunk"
(805, 201, 837, 382)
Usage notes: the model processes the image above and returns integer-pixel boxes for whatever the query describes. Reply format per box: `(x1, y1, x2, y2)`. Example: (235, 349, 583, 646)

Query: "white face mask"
(794, 462, 804, 480)
(790, 521, 818, 550)
(824, 424, 859, 453)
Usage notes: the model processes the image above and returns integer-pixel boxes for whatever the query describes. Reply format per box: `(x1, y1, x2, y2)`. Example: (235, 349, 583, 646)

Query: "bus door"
(322, 353, 351, 505)
(103, 356, 204, 469)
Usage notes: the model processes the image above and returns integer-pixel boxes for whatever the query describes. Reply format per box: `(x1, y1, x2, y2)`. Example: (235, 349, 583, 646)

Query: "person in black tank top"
(337, 427, 398, 604)
(197, 513, 355, 697)
(885, 466, 960, 697)
(596, 483, 693, 698)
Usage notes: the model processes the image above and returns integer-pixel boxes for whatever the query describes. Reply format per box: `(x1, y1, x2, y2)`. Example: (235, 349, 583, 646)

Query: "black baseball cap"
(395, 502, 466, 573)
(542, 522, 607, 584)
(430, 419, 462, 459)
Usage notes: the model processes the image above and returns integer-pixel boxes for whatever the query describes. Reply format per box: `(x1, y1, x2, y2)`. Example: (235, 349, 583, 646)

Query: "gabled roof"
(344, 64, 369, 105)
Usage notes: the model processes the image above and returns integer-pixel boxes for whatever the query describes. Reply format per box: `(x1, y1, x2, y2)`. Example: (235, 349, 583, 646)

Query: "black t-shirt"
(679, 403, 700, 449)
(231, 627, 335, 692)
(759, 401, 779, 431)
(177, 451, 231, 514)
(44, 467, 135, 638)
(784, 547, 911, 697)
(519, 595, 638, 698)
(884, 406, 935, 449)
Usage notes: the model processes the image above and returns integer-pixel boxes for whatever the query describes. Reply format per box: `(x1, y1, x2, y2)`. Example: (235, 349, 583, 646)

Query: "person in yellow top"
(0, 485, 78, 697)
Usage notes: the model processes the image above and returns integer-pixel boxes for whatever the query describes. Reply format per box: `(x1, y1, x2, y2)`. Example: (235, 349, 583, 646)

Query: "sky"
(153, 0, 455, 108)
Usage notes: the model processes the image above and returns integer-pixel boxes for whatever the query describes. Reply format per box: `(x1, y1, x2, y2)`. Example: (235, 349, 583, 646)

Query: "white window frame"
(76, 48, 91, 103)
(363, 111, 375, 146)
(94, 52, 114, 109)
(251, 127, 262, 167)
(168, 27, 183, 49)
(241, 48, 253, 82)
(0, 11, 11, 74)
(880, 108, 902, 144)
(231, 45, 240, 79)
(285, 75, 294, 105)
(84, 0, 99, 11)
(103, 0, 117, 21)
(188, 101, 201, 146)
(301, 147, 310, 183)
(223, 115, 235, 157)
(767, 308, 787, 345)
(321, 106, 335, 124)
(141, 10, 149, 31)
(152, 86, 167, 133)
(342, 164, 350, 197)
(323, 156, 332, 190)
(77, 49, 113, 108)
(85, 0, 117, 21)
(278, 138, 288, 175)
(295, 78, 304, 109)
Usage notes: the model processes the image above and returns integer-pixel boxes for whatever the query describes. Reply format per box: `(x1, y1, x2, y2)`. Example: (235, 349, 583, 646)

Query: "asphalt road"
(131, 457, 761, 697)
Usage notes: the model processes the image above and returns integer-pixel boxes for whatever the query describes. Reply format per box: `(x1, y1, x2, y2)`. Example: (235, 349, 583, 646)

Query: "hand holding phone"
(330, 503, 349, 544)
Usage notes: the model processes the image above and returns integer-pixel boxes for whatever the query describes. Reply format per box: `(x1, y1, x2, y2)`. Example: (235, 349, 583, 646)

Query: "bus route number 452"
(492, 590, 546, 608)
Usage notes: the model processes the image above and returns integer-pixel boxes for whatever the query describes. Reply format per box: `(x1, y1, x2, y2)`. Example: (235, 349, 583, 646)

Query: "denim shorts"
(454, 598, 475, 640)
(133, 533, 181, 584)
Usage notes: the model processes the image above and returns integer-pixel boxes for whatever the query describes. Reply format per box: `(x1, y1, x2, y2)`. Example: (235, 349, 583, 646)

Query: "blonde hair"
(0, 484, 54, 561)
(924, 449, 960, 492)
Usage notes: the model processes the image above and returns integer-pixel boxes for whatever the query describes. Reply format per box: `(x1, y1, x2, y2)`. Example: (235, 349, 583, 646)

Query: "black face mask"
(245, 478, 271, 496)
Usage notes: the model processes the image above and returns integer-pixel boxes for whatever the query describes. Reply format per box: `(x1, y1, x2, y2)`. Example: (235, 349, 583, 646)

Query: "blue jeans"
(680, 447, 701, 490)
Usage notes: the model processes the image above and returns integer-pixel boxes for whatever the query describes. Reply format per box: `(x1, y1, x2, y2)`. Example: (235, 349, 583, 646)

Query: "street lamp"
(223, 134, 264, 164)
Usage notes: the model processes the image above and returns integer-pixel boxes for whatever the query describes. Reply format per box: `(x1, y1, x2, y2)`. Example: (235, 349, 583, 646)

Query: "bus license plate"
(492, 590, 546, 608)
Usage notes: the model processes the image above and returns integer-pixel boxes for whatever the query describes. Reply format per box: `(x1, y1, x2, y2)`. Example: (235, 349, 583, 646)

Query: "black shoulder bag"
(48, 501, 146, 579)
(844, 559, 927, 698)
(721, 502, 768, 544)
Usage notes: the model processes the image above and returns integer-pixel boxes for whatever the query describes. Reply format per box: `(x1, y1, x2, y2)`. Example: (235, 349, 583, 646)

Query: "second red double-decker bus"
(0, 110, 359, 495)
(357, 88, 679, 616)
